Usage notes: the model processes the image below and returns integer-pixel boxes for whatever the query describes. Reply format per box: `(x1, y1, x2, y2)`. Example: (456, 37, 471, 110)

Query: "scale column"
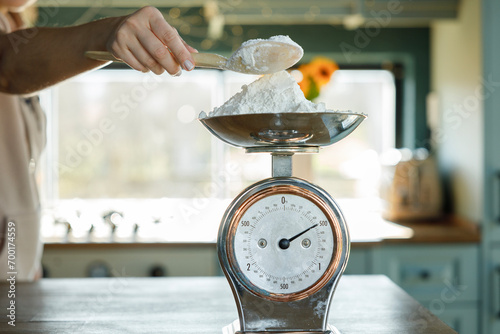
(272, 153, 293, 177)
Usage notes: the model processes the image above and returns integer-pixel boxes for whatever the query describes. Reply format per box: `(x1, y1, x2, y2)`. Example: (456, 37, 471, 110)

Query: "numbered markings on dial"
(233, 193, 335, 294)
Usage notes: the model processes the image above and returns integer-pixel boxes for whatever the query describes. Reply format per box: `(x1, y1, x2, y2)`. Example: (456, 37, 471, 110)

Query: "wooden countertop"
(386, 215, 481, 244)
(349, 215, 481, 247)
(0, 276, 455, 333)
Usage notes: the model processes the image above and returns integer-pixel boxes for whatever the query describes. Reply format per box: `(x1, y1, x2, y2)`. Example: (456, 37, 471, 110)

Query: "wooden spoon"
(85, 36, 303, 74)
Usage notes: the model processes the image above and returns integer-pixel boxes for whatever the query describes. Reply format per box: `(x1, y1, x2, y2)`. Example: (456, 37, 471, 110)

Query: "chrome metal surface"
(271, 154, 293, 177)
(222, 319, 341, 333)
(202, 112, 357, 332)
(246, 146, 319, 154)
(218, 177, 350, 333)
(199, 112, 366, 153)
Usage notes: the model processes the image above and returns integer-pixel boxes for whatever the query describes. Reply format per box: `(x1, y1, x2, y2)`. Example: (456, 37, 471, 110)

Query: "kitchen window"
(38, 67, 395, 240)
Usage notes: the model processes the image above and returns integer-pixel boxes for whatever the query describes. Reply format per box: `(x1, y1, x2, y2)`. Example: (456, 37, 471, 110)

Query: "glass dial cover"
(224, 182, 344, 301)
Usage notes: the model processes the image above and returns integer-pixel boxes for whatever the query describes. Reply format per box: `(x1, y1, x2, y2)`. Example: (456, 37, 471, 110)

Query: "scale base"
(222, 320, 341, 334)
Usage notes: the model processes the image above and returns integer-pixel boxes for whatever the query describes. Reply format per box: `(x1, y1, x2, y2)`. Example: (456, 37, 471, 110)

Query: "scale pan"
(199, 111, 366, 150)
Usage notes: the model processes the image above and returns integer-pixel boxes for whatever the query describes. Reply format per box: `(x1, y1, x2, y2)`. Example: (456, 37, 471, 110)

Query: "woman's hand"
(107, 6, 197, 76)
(0, 6, 197, 94)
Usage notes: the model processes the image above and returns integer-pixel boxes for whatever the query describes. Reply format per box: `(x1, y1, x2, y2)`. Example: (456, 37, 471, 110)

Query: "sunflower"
(298, 57, 338, 100)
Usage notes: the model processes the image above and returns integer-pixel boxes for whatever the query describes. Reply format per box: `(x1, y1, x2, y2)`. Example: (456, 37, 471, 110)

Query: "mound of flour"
(200, 71, 327, 118)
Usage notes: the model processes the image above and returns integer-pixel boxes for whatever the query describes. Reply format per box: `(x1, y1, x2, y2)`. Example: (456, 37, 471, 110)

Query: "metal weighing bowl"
(199, 111, 367, 153)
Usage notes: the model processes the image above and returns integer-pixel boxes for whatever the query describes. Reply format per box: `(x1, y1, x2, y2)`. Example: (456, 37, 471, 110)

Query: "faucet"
(54, 219, 72, 243)
(102, 211, 123, 242)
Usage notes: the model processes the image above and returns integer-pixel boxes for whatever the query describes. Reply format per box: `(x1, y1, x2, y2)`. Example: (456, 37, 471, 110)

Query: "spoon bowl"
(226, 36, 304, 74)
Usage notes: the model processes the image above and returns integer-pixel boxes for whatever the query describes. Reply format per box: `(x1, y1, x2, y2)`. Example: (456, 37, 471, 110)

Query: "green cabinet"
(372, 245, 478, 302)
(344, 248, 371, 275)
(488, 247, 500, 334)
(347, 244, 479, 333)
(482, 1, 500, 333)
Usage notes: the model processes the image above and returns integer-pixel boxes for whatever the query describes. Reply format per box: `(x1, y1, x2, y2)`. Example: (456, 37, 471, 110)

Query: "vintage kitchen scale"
(199, 111, 366, 334)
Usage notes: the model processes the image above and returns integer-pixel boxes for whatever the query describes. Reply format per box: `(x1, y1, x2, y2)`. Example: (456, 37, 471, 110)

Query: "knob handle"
(150, 265, 167, 277)
(419, 270, 431, 280)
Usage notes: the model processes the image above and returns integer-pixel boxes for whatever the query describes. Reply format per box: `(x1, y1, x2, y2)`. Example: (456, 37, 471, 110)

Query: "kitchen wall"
(430, 0, 483, 221)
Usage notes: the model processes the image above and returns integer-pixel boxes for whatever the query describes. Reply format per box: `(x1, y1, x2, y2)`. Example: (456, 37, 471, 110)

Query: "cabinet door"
(42, 246, 219, 277)
(438, 306, 479, 334)
(372, 245, 478, 302)
(373, 245, 479, 333)
(489, 248, 500, 334)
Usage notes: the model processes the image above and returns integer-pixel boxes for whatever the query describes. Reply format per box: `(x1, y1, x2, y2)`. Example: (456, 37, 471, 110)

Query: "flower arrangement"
(297, 57, 339, 101)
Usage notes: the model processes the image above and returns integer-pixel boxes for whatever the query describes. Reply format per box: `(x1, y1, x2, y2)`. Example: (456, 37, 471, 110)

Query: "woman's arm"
(0, 6, 196, 94)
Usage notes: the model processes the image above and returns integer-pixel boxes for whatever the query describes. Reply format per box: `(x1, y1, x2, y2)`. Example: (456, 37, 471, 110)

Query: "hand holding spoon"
(85, 35, 303, 75)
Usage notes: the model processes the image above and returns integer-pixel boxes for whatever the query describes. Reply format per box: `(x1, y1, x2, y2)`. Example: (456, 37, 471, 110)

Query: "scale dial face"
(225, 183, 343, 302)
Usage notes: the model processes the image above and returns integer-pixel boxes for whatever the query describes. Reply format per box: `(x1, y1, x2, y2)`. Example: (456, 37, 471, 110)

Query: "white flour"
(200, 71, 327, 118)
(227, 35, 303, 74)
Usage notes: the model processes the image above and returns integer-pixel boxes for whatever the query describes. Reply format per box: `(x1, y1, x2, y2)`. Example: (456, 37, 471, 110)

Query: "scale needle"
(278, 224, 318, 250)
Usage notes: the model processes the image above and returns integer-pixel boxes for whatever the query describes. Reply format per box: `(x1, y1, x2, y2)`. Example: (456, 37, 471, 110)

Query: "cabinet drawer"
(488, 247, 500, 334)
(42, 245, 218, 278)
(437, 304, 478, 334)
(373, 244, 478, 302)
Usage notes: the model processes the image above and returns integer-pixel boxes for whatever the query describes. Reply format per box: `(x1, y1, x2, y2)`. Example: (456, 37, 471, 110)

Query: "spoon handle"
(84, 51, 227, 69)
(191, 53, 227, 69)
(85, 51, 122, 62)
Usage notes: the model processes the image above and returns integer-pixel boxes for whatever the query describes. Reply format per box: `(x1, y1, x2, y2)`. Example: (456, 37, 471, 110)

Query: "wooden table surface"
(0, 275, 455, 333)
